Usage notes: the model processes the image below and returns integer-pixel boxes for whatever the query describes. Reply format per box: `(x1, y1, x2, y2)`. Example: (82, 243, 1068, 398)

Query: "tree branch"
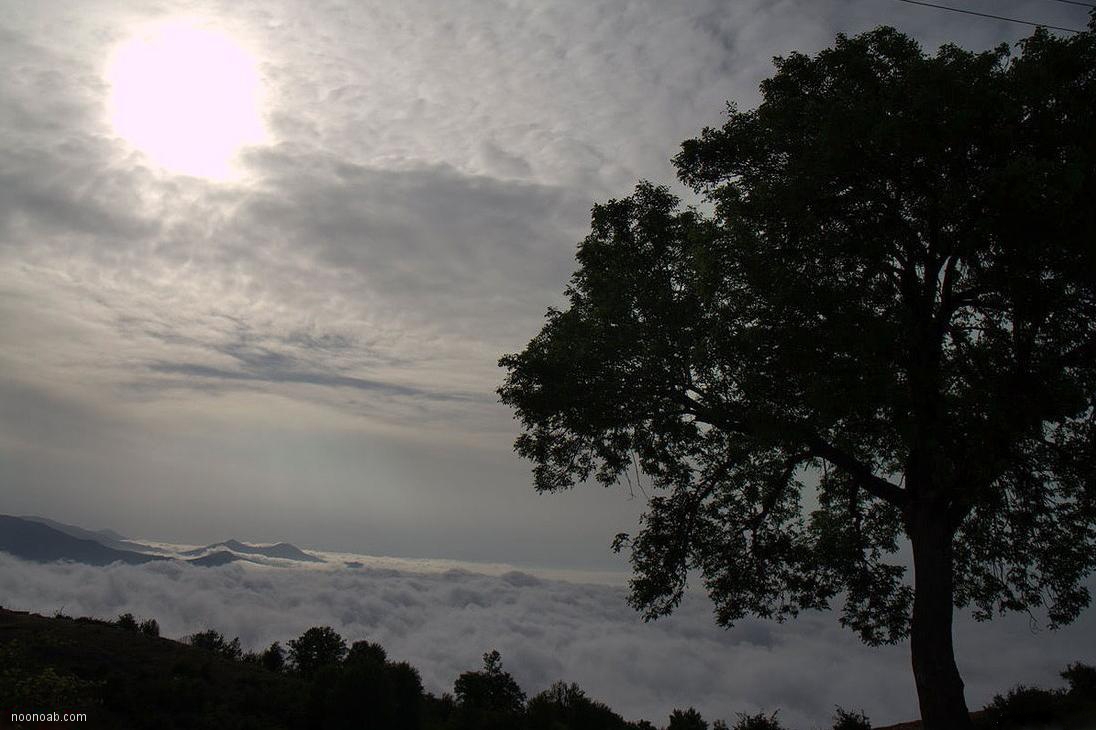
(678, 395, 908, 508)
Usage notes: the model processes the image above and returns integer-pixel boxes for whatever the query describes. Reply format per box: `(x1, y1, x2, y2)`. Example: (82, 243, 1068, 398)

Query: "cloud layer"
(2, 554, 1093, 728)
(2, 0, 1090, 562)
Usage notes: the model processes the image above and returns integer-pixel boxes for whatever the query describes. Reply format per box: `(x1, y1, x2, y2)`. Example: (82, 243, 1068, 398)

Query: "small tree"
(832, 707, 871, 730)
(288, 626, 347, 678)
(186, 629, 243, 660)
(115, 613, 138, 631)
(729, 713, 784, 730)
(346, 640, 387, 667)
(526, 681, 630, 730)
(500, 22, 1096, 730)
(138, 618, 159, 637)
(261, 641, 286, 673)
(667, 707, 708, 730)
(453, 650, 526, 716)
(1061, 661, 1096, 696)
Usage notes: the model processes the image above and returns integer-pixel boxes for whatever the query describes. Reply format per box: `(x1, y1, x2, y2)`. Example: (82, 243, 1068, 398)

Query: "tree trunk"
(909, 511, 972, 730)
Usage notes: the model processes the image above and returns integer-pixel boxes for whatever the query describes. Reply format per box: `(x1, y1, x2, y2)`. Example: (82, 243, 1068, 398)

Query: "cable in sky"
(892, 0, 1084, 33)
(1041, 0, 1095, 9)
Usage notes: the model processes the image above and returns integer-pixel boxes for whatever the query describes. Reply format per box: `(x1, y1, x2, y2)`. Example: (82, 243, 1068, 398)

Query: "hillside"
(16, 516, 166, 555)
(1, 607, 307, 729)
(2, 607, 1093, 730)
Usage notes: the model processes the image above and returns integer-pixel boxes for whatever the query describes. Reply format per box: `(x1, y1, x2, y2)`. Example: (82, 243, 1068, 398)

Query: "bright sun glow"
(107, 21, 266, 180)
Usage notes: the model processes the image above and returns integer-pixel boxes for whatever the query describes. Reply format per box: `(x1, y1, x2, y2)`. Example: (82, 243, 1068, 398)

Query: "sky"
(2, 0, 1088, 569)
(2, 0, 1094, 724)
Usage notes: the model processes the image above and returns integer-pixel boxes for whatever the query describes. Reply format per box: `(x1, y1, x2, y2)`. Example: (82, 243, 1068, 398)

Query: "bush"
(983, 685, 1061, 729)
(186, 629, 243, 661)
(668, 707, 708, 730)
(832, 706, 871, 730)
(139, 618, 160, 637)
(730, 712, 785, 730)
(527, 681, 630, 730)
(116, 612, 139, 631)
(1061, 662, 1096, 696)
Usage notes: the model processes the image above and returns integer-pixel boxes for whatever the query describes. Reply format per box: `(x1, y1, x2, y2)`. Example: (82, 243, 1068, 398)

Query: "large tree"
(499, 22, 1096, 730)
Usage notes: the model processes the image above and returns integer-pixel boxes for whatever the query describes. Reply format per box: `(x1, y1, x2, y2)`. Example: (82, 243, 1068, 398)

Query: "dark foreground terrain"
(1, 607, 1093, 730)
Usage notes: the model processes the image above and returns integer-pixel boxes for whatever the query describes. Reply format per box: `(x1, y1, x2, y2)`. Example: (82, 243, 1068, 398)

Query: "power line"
(1042, 0, 1095, 9)
(892, 0, 1085, 33)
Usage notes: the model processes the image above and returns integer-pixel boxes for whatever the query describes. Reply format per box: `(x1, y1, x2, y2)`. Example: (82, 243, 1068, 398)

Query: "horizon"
(2, 1, 1095, 727)
(3, 0, 1088, 570)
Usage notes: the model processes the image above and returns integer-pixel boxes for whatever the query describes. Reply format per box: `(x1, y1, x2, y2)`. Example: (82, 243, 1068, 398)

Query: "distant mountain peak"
(188, 539, 324, 563)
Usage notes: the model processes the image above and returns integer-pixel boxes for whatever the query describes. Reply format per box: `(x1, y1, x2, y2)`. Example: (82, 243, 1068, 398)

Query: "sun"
(106, 21, 266, 180)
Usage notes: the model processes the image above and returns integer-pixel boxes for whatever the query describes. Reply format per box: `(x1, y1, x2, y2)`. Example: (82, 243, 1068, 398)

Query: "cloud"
(2, 554, 1094, 728)
(2, 0, 1093, 698)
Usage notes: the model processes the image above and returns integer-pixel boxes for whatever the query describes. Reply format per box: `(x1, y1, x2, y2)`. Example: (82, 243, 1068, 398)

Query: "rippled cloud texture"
(3, 0, 1088, 563)
(2, 555, 1094, 728)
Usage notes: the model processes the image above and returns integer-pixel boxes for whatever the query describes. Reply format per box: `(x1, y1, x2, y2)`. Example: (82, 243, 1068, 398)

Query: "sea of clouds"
(2, 552, 1094, 728)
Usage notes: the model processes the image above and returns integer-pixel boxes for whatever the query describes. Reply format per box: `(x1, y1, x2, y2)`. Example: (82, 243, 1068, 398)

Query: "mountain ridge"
(0, 516, 169, 566)
(182, 538, 324, 563)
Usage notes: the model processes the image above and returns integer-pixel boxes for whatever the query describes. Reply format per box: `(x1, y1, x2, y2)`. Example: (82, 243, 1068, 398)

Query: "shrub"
(186, 629, 243, 661)
(983, 685, 1060, 729)
(1061, 662, 1096, 696)
(832, 706, 871, 730)
(730, 711, 785, 730)
(139, 618, 160, 637)
(527, 681, 630, 730)
(116, 612, 139, 631)
(668, 707, 708, 730)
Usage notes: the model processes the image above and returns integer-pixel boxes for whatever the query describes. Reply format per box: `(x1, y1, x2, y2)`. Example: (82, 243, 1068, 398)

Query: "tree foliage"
(500, 24, 1096, 641)
(288, 626, 348, 678)
(526, 681, 632, 730)
(186, 629, 243, 660)
(667, 707, 709, 730)
(499, 20, 1096, 729)
(453, 650, 527, 717)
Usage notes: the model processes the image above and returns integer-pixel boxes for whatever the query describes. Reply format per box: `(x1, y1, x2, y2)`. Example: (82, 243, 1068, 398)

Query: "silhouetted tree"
(667, 708, 707, 730)
(453, 650, 526, 728)
(138, 618, 159, 637)
(262, 641, 287, 673)
(832, 707, 871, 730)
(306, 637, 424, 730)
(499, 21, 1096, 730)
(386, 661, 425, 729)
(186, 629, 243, 660)
(526, 681, 631, 730)
(728, 713, 784, 730)
(115, 613, 138, 631)
(1061, 661, 1096, 696)
(345, 640, 387, 667)
(289, 626, 347, 678)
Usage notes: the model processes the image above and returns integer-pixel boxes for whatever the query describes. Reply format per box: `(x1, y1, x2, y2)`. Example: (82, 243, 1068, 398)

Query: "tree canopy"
(499, 21, 1096, 730)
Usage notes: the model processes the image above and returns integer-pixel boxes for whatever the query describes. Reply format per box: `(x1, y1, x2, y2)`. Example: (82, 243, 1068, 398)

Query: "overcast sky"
(3, 0, 1095, 724)
(4, 0, 1088, 568)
